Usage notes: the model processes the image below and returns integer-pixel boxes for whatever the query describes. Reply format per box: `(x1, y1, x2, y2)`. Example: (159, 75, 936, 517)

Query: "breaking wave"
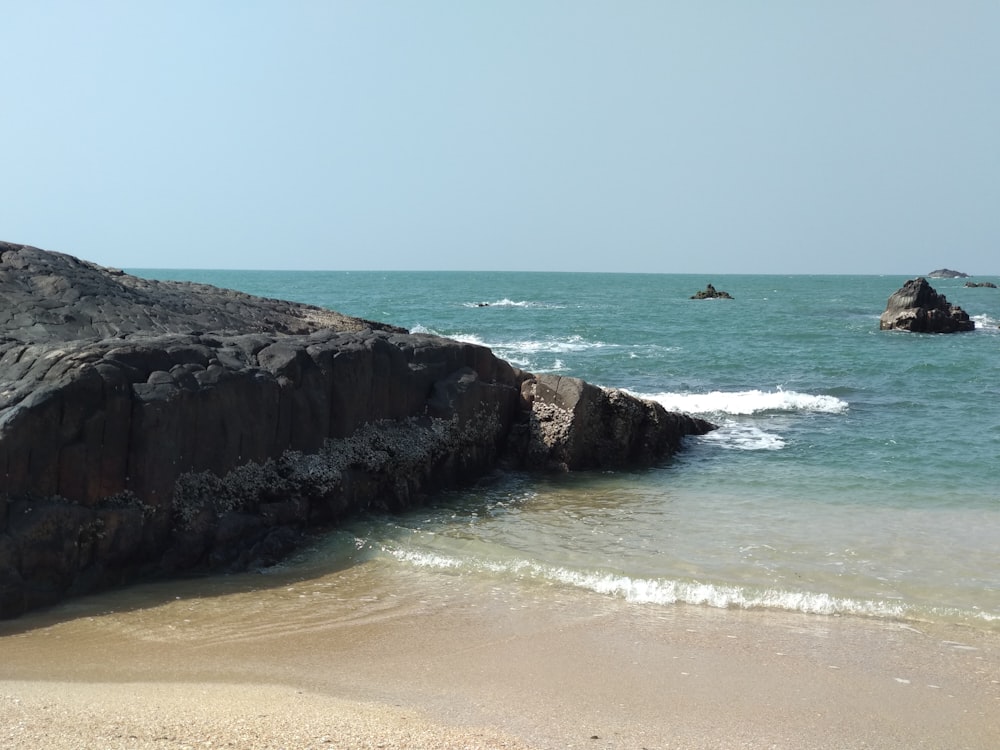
(971, 313, 1000, 332)
(627, 388, 849, 452)
(462, 298, 565, 309)
(381, 546, 998, 626)
(640, 388, 848, 417)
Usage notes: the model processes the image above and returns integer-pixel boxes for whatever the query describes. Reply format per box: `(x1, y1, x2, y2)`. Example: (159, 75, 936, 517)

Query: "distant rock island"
(690, 283, 733, 300)
(927, 269, 970, 279)
(965, 281, 997, 288)
(879, 277, 974, 333)
(0, 242, 714, 618)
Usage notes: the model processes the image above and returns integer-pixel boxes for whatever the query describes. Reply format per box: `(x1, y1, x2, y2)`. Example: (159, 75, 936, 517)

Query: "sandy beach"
(1, 564, 998, 750)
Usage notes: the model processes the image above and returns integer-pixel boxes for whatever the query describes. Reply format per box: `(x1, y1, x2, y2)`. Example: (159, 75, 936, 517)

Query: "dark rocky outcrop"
(879, 277, 975, 333)
(690, 283, 733, 300)
(512, 374, 708, 472)
(0, 242, 396, 341)
(964, 281, 997, 288)
(0, 242, 714, 618)
(927, 269, 969, 279)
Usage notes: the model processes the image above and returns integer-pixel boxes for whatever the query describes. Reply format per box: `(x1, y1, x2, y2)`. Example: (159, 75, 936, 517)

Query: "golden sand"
(2, 563, 998, 749)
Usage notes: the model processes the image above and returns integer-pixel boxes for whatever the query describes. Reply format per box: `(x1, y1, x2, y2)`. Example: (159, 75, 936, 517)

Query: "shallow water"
(131, 270, 1000, 630)
(5, 550, 999, 750)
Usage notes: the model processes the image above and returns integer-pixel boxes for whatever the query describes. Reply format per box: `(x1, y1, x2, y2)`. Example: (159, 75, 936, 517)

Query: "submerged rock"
(0, 242, 714, 618)
(879, 277, 974, 333)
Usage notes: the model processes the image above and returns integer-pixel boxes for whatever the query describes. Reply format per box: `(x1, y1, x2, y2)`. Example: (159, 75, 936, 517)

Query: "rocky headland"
(0, 242, 714, 618)
(879, 277, 975, 333)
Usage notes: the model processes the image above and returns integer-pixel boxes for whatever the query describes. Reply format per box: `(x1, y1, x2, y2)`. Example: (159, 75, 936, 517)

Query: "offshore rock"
(879, 277, 974, 333)
(690, 283, 733, 300)
(0, 242, 714, 618)
(927, 269, 969, 279)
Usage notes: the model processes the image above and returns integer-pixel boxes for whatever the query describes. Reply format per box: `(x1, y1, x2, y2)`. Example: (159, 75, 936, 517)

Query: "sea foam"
(972, 313, 1000, 332)
(462, 298, 565, 309)
(641, 388, 848, 417)
(381, 545, 935, 621)
(697, 422, 785, 451)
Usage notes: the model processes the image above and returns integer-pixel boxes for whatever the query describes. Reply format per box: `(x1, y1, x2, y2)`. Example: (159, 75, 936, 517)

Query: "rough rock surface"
(0, 242, 714, 618)
(879, 277, 975, 333)
(0, 242, 395, 341)
(690, 283, 733, 300)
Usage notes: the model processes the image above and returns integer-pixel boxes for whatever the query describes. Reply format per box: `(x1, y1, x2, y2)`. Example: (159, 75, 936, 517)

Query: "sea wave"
(409, 326, 489, 347)
(696, 422, 785, 451)
(972, 313, 1000, 332)
(408, 328, 605, 357)
(461, 298, 565, 309)
(382, 546, 998, 626)
(640, 388, 849, 417)
(507, 335, 610, 354)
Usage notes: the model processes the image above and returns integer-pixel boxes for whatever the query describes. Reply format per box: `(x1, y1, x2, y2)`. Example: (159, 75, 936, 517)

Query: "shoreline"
(2, 563, 999, 749)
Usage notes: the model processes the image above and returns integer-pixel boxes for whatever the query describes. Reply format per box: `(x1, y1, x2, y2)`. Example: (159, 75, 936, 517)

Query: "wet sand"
(1, 564, 998, 749)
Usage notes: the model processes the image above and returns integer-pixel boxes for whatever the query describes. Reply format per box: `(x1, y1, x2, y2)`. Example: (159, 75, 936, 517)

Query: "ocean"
(132, 270, 1000, 632)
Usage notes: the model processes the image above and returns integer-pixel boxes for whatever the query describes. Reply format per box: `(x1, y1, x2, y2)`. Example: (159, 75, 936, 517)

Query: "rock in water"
(0, 242, 714, 618)
(690, 283, 733, 299)
(879, 277, 974, 333)
(510, 374, 711, 471)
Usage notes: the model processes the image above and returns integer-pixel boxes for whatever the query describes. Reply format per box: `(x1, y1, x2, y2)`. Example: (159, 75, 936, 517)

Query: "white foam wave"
(559, 570, 908, 619)
(489, 336, 610, 372)
(509, 335, 609, 354)
(391, 548, 466, 570)
(383, 546, 933, 621)
(697, 422, 785, 451)
(642, 389, 848, 417)
(972, 313, 1000, 331)
(411, 329, 610, 359)
(449, 332, 490, 346)
(409, 327, 491, 347)
(557, 569, 1000, 625)
(463, 299, 565, 309)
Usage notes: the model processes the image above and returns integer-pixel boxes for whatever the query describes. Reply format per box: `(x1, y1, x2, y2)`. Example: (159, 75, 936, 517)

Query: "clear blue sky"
(2, 2, 997, 274)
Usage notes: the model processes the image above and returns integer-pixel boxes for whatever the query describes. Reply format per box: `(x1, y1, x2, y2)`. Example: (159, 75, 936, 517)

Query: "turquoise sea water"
(136, 270, 1000, 630)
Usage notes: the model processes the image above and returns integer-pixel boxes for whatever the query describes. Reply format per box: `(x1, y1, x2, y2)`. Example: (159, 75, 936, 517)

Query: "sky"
(1, 2, 997, 274)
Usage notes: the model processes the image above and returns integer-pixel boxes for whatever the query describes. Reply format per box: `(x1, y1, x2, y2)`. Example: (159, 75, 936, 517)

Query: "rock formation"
(0, 242, 714, 618)
(927, 269, 969, 279)
(964, 281, 997, 288)
(879, 277, 975, 333)
(690, 283, 733, 300)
